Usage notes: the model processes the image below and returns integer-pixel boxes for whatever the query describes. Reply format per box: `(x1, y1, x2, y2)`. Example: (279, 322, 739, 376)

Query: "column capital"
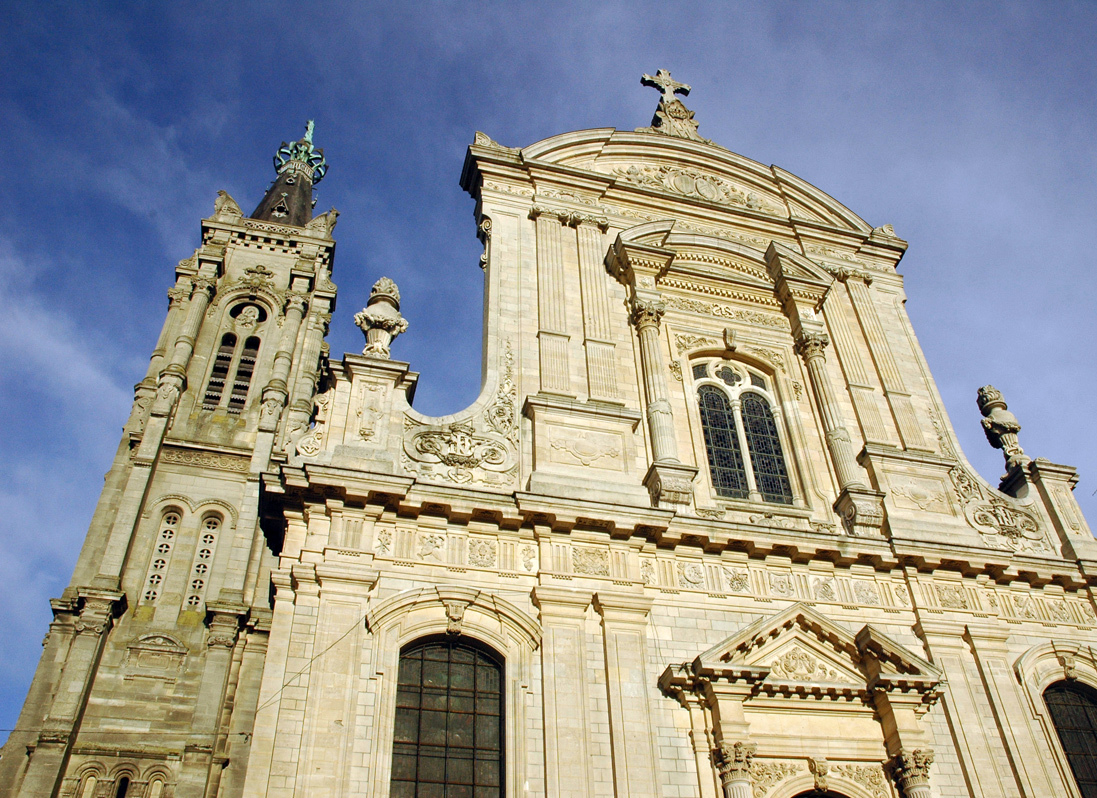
(715, 740, 756, 784)
(190, 277, 216, 298)
(167, 286, 189, 306)
(630, 296, 666, 329)
(890, 748, 934, 796)
(283, 290, 309, 314)
(794, 332, 830, 361)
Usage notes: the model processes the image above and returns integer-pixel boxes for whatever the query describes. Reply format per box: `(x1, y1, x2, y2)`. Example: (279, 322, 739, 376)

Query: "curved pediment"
(519, 128, 872, 233)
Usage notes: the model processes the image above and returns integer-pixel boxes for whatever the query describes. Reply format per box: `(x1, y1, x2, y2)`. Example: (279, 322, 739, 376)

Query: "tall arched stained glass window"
(741, 392, 793, 504)
(391, 639, 504, 798)
(1045, 681, 1097, 797)
(698, 385, 749, 500)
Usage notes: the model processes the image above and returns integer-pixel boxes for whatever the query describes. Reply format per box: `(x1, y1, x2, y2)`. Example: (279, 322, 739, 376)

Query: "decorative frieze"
(160, 446, 249, 473)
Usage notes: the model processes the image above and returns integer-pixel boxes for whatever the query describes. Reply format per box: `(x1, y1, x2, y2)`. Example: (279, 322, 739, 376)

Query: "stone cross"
(641, 70, 692, 104)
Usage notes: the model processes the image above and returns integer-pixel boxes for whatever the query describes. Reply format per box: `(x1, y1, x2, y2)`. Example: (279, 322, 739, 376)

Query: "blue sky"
(1, 1, 1095, 739)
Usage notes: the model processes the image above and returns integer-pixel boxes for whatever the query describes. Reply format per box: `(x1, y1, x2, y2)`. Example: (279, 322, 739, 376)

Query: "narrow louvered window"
(1045, 681, 1097, 798)
(698, 385, 749, 500)
(203, 334, 236, 409)
(741, 392, 793, 504)
(227, 336, 260, 413)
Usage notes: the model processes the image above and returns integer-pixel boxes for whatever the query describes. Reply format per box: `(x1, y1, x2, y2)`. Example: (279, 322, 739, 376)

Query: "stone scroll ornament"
(354, 277, 408, 358)
(977, 385, 1030, 471)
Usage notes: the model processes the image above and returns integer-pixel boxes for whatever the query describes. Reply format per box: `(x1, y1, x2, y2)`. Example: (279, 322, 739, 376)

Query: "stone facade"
(3, 77, 1097, 798)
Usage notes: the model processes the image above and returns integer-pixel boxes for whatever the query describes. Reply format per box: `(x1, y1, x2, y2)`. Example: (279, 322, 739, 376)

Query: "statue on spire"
(637, 69, 710, 143)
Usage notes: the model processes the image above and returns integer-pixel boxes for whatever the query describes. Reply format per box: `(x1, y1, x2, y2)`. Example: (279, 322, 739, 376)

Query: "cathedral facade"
(3, 73, 1097, 798)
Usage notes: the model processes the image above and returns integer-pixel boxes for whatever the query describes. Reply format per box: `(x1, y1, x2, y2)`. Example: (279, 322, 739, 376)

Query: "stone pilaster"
(14, 589, 123, 798)
(533, 208, 572, 395)
(532, 586, 596, 798)
(594, 592, 659, 798)
(844, 275, 929, 451)
(258, 285, 309, 433)
(574, 216, 618, 401)
(283, 301, 331, 451)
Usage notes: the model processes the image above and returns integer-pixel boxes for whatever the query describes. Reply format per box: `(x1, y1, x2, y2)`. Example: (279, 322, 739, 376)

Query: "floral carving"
(468, 540, 496, 569)
(714, 740, 755, 785)
(770, 646, 851, 683)
(161, 447, 248, 473)
(521, 545, 537, 573)
(641, 560, 656, 585)
(406, 420, 515, 487)
(674, 333, 717, 354)
(668, 361, 683, 381)
(664, 295, 788, 329)
(749, 760, 801, 798)
(833, 764, 889, 798)
(376, 530, 392, 555)
(486, 342, 519, 444)
(613, 163, 780, 215)
(573, 548, 610, 577)
(948, 465, 1048, 552)
(854, 582, 880, 606)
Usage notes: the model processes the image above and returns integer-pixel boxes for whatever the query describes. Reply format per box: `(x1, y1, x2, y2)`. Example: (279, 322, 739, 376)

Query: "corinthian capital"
(167, 287, 189, 307)
(891, 748, 934, 793)
(190, 277, 216, 298)
(794, 332, 830, 361)
(630, 297, 666, 329)
(715, 741, 756, 784)
(283, 291, 309, 314)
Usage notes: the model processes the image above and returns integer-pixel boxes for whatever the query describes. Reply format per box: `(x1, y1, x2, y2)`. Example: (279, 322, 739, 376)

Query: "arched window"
(1045, 681, 1097, 797)
(203, 333, 237, 409)
(698, 386, 748, 500)
(391, 638, 504, 798)
(114, 776, 130, 798)
(740, 393, 793, 504)
(695, 360, 793, 505)
(78, 775, 98, 798)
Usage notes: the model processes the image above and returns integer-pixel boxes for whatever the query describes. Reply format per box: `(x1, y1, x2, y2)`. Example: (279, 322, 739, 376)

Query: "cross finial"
(641, 70, 691, 104)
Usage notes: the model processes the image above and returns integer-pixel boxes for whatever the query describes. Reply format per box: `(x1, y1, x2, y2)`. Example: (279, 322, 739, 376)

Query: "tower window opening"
(114, 776, 130, 798)
(227, 336, 260, 413)
(203, 334, 237, 409)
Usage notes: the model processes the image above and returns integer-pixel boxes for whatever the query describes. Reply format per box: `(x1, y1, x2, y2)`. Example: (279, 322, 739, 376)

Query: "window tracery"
(693, 359, 793, 505)
(141, 511, 180, 604)
(202, 303, 265, 412)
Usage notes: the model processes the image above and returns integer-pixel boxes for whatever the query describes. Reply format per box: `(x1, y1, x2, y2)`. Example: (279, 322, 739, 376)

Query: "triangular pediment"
(692, 603, 941, 692)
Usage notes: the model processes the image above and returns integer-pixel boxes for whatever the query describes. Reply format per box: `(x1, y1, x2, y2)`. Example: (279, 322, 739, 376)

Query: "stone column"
(891, 749, 934, 798)
(794, 332, 863, 490)
(153, 275, 217, 417)
(258, 288, 309, 434)
(283, 302, 331, 451)
(714, 741, 756, 798)
(631, 295, 697, 508)
(15, 590, 122, 798)
(795, 331, 884, 536)
(632, 296, 676, 462)
(127, 284, 190, 434)
(728, 398, 763, 501)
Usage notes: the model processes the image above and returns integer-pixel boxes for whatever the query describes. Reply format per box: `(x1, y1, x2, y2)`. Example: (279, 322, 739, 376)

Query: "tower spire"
(251, 120, 328, 227)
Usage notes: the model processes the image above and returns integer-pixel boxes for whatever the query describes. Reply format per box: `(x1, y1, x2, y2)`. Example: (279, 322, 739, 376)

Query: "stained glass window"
(1045, 681, 1097, 797)
(717, 366, 741, 387)
(698, 386, 749, 500)
(692, 363, 709, 380)
(391, 639, 504, 798)
(741, 393, 793, 504)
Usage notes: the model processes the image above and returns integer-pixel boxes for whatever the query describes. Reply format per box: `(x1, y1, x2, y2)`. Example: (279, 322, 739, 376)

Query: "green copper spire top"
(273, 120, 328, 184)
(251, 120, 326, 226)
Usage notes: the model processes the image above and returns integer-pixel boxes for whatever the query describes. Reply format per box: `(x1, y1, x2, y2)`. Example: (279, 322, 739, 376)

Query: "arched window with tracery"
(1045, 680, 1097, 797)
(694, 359, 793, 505)
(390, 638, 504, 798)
(202, 302, 266, 413)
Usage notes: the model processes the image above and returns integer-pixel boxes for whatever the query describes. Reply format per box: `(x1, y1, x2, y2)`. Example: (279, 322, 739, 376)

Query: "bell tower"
(0, 123, 339, 798)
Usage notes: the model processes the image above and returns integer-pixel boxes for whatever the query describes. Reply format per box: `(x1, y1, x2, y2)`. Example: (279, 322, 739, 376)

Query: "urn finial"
(977, 385, 1029, 471)
(354, 277, 408, 358)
